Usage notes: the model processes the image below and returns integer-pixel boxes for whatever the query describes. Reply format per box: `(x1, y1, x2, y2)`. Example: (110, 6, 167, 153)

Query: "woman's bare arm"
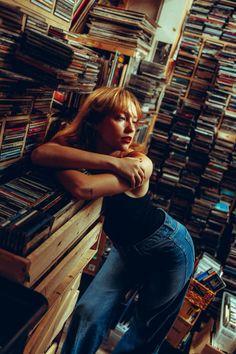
(57, 155, 153, 200)
(31, 142, 145, 188)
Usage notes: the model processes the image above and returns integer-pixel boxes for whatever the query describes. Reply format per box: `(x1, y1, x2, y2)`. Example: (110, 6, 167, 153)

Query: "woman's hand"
(113, 156, 145, 189)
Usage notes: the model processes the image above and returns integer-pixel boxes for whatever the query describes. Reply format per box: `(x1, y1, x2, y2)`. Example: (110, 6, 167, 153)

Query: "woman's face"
(96, 101, 138, 154)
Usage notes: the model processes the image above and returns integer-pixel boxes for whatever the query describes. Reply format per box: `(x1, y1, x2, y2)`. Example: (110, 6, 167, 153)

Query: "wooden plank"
(26, 198, 103, 286)
(0, 248, 30, 284)
(24, 286, 79, 354)
(67, 35, 141, 57)
(35, 221, 102, 305)
(45, 342, 57, 354)
(24, 245, 98, 353)
(55, 315, 72, 354)
(50, 291, 79, 345)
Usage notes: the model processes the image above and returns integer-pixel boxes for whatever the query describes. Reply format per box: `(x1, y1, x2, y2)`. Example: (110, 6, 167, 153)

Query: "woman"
(32, 87, 195, 354)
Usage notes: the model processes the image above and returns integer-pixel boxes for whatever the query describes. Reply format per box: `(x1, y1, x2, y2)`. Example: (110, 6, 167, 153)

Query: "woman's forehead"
(119, 101, 138, 116)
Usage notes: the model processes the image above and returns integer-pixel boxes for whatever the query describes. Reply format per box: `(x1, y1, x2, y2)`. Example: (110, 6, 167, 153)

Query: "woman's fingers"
(115, 156, 145, 188)
(133, 165, 145, 188)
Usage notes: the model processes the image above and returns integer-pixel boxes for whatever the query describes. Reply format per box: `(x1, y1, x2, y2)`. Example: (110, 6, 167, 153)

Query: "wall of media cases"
(148, 0, 236, 289)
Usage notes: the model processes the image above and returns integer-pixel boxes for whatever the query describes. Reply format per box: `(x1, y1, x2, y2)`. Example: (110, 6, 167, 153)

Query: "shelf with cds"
(148, 1, 236, 260)
(5, 0, 76, 32)
(0, 1, 106, 352)
(0, 0, 103, 170)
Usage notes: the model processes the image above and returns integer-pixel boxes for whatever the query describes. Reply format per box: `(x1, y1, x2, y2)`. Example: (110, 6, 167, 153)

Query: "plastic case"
(0, 276, 48, 354)
(213, 291, 236, 353)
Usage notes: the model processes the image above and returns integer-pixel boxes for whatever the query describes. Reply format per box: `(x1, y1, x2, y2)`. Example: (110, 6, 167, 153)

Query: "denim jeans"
(61, 210, 195, 354)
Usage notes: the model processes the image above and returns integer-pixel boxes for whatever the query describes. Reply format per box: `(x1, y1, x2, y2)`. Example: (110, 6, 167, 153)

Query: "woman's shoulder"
(126, 150, 153, 170)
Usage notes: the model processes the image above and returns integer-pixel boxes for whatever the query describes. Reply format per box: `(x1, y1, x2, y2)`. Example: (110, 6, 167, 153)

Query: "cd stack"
(0, 169, 85, 256)
(126, 60, 165, 146)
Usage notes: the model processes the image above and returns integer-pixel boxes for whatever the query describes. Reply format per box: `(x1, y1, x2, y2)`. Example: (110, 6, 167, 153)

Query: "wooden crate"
(23, 221, 103, 354)
(0, 198, 103, 287)
(36, 220, 103, 306)
(166, 315, 192, 348)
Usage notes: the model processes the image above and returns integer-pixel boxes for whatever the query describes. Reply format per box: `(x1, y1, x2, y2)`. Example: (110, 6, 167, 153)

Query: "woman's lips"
(121, 137, 132, 143)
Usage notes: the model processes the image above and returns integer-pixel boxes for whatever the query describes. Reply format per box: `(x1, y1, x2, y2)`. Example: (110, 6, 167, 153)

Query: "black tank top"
(103, 192, 164, 245)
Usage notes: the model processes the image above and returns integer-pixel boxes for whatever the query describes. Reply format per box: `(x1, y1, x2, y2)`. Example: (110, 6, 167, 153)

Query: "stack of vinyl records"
(0, 169, 84, 256)
(86, 4, 157, 53)
(15, 29, 101, 93)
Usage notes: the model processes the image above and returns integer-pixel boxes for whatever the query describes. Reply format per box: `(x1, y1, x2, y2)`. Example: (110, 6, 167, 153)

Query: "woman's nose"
(125, 120, 135, 132)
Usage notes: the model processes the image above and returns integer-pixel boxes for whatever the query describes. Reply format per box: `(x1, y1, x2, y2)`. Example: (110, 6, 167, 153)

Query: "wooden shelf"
(184, 31, 236, 47)
(67, 34, 149, 58)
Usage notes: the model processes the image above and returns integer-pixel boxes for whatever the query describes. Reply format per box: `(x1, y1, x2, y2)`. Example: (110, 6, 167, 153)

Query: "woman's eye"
(117, 115, 126, 121)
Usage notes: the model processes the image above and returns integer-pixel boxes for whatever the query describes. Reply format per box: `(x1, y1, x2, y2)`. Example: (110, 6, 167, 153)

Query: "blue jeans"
(61, 210, 195, 354)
